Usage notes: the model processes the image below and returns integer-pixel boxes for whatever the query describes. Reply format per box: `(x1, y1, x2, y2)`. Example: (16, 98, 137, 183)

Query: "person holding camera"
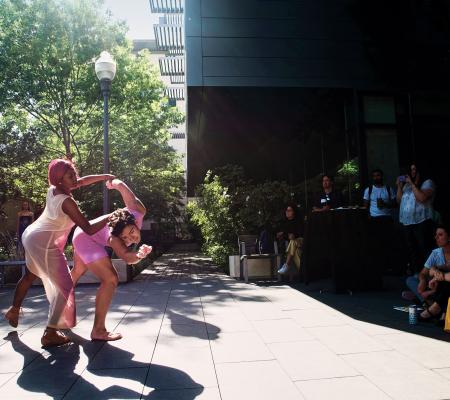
(397, 163, 436, 275)
(363, 169, 396, 280)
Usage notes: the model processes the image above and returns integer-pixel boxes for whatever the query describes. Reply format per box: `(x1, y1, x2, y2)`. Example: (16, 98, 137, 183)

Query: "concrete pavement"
(0, 250, 449, 399)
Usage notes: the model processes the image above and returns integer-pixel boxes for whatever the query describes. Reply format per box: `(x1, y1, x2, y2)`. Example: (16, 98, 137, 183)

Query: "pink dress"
(22, 187, 76, 329)
(72, 208, 143, 265)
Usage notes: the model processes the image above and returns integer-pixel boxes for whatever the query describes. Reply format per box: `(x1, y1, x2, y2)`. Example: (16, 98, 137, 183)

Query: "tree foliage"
(0, 0, 184, 220)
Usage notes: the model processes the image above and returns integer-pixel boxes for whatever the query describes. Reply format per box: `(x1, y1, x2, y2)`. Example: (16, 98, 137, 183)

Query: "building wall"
(185, 0, 450, 220)
(186, 0, 379, 88)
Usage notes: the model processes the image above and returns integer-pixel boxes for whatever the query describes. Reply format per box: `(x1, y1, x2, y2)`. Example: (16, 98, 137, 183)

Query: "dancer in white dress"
(7, 159, 114, 347)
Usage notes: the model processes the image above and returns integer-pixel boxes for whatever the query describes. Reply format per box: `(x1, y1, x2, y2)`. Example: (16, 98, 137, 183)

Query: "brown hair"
(108, 208, 136, 237)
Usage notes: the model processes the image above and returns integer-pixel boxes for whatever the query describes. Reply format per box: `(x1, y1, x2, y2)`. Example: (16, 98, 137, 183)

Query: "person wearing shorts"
(71, 179, 152, 341)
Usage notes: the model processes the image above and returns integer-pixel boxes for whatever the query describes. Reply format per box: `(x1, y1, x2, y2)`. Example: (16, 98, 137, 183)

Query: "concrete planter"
(70, 259, 133, 284)
(229, 254, 281, 279)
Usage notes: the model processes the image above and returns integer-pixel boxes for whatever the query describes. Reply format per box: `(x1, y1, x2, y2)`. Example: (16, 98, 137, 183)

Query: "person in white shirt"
(396, 163, 436, 275)
(363, 169, 396, 285)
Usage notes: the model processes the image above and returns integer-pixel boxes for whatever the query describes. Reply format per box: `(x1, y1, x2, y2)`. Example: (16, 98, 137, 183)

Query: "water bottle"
(408, 305, 418, 325)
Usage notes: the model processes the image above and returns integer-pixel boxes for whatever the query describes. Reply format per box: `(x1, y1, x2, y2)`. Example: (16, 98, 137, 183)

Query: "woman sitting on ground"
(417, 225, 450, 323)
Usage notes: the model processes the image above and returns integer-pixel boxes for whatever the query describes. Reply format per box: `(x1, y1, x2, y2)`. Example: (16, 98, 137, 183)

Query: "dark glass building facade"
(185, 0, 450, 219)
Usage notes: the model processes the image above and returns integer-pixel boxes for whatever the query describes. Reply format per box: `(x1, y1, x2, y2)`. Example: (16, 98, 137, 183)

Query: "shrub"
(187, 167, 301, 269)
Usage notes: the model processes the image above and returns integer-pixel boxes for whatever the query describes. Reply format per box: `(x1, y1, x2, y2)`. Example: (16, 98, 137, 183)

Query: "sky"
(102, 0, 159, 40)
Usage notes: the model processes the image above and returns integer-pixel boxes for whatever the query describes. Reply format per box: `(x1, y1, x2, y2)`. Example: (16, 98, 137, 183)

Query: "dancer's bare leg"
(83, 257, 121, 340)
(4, 269, 37, 327)
(70, 252, 88, 285)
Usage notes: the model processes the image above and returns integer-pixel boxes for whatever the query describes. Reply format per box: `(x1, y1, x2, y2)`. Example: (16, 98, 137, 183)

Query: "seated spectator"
(363, 169, 396, 275)
(403, 225, 450, 306)
(277, 204, 304, 274)
(312, 174, 343, 212)
(417, 225, 450, 323)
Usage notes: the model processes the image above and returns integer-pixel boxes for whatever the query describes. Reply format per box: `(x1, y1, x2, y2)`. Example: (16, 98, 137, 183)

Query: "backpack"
(258, 229, 274, 254)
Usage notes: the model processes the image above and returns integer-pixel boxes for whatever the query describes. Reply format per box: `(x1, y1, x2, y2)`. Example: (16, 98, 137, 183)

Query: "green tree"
(0, 0, 184, 219)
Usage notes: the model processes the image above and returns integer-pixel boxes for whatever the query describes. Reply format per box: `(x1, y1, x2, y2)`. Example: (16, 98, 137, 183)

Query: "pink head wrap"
(47, 159, 78, 186)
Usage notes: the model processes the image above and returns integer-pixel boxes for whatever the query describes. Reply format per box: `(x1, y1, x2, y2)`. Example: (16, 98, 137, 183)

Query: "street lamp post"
(95, 51, 116, 214)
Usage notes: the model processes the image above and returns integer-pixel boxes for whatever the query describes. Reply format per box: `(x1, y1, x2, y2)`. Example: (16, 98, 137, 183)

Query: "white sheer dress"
(22, 187, 76, 329)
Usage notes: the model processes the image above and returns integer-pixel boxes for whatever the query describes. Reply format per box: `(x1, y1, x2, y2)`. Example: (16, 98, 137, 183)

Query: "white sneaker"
(277, 263, 289, 274)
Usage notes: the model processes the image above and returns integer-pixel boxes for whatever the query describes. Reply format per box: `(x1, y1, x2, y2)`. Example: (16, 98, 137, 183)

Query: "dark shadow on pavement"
(4, 331, 204, 400)
(69, 332, 204, 399)
(284, 276, 450, 343)
(165, 310, 220, 341)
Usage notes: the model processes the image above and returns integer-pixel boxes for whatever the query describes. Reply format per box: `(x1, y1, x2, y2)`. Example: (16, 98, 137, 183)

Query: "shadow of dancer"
(165, 310, 220, 341)
(2, 331, 143, 399)
(65, 332, 205, 399)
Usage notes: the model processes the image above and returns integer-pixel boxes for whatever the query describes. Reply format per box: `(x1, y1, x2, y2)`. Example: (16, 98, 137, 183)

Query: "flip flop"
(41, 330, 71, 347)
(90, 331, 123, 341)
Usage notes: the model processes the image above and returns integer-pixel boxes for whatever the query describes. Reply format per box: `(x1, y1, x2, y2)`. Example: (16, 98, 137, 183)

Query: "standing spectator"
(312, 174, 343, 212)
(277, 204, 304, 274)
(363, 169, 396, 275)
(16, 201, 34, 258)
(397, 163, 435, 274)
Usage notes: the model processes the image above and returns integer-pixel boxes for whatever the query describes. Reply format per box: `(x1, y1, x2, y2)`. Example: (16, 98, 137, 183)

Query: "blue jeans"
(405, 274, 423, 303)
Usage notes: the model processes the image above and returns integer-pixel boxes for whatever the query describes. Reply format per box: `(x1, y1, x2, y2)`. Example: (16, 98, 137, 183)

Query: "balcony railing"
(154, 24, 184, 53)
(170, 75, 185, 84)
(150, 0, 183, 14)
(170, 131, 185, 139)
(165, 87, 185, 100)
(159, 56, 184, 76)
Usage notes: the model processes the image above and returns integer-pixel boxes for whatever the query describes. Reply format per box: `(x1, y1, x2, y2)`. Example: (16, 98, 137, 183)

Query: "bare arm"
(404, 175, 433, 204)
(62, 198, 109, 235)
(108, 236, 152, 264)
(107, 179, 146, 214)
(73, 174, 115, 190)
(411, 186, 433, 204)
(418, 267, 431, 295)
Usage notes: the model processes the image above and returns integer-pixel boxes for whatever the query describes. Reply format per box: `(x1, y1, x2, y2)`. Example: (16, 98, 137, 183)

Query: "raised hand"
(136, 244, 152, 259)
(106, 178, 123, 190)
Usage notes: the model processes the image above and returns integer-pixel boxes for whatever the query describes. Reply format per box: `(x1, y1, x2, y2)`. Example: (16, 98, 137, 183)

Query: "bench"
(0, 260, 26, 286)
(0, 259, 132, 286)
(238, 235, 280, 283)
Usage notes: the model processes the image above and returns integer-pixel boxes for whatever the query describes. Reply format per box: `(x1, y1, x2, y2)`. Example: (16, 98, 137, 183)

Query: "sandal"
(41, 329, 71, 348)
(4, 306, 23, 328)
(90, 331, 122, 341)
(418, 306, 441, 322)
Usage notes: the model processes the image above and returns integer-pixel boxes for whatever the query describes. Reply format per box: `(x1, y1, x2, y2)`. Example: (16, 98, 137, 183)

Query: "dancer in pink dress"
(71, 179, 151, 341)
(4, 159, 114, 347)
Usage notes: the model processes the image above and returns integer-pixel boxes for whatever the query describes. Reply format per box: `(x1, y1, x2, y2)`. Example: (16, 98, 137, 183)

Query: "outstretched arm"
(73, 174, 115, 190)
(107, 179, 146, 214)
(109, 236, 152, 264)
(62, 198, 110, 235)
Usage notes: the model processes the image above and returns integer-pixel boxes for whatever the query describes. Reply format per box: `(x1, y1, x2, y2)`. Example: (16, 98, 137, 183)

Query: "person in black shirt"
(276, 204, 304, 274)
(312, 174, 343, 212)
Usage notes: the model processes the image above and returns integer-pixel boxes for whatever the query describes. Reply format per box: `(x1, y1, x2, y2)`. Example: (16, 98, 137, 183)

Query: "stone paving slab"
(0, 250, 449, 400)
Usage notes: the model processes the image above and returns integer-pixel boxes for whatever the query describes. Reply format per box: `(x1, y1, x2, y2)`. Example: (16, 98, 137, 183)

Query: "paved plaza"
(0, 250, 449, 400)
